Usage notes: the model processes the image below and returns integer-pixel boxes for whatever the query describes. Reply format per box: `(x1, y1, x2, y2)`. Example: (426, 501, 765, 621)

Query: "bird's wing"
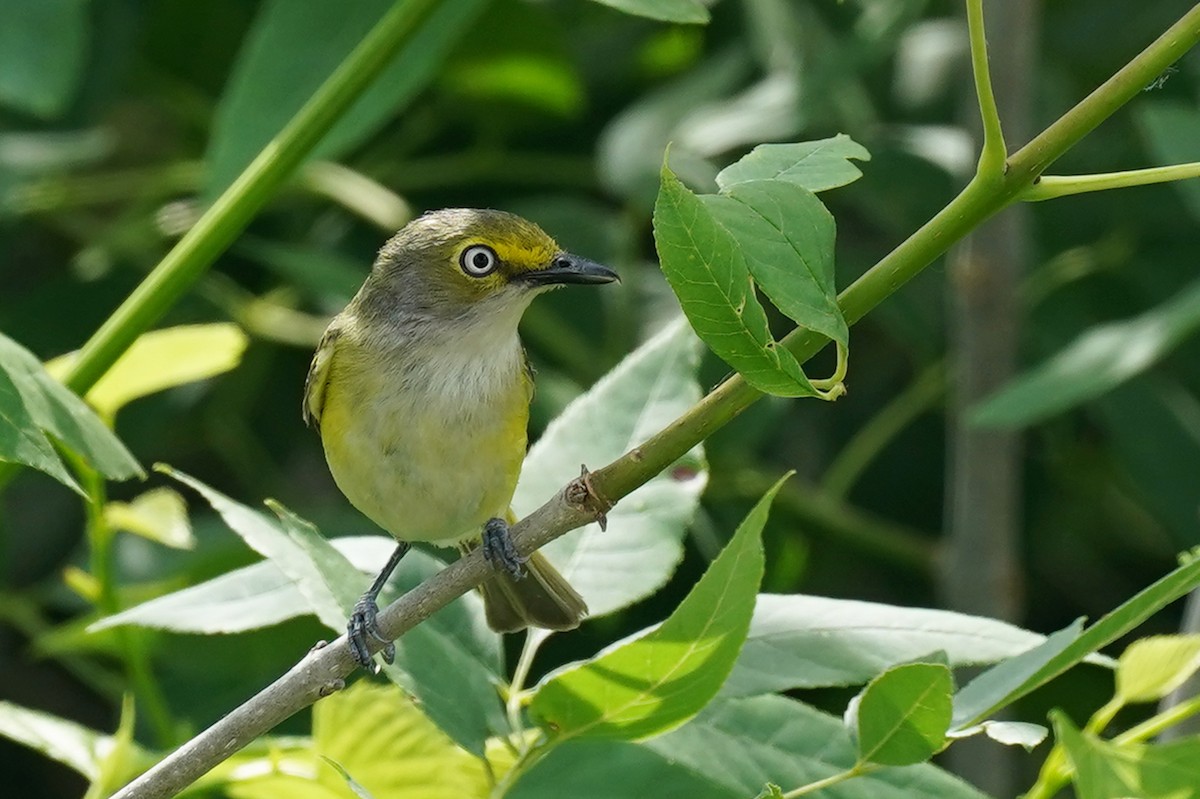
(302, 326, 339, 428)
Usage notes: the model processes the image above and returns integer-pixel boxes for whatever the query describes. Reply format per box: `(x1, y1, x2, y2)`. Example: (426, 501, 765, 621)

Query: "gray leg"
(481, 517, 526, 579)
(347, 541, 409, 668)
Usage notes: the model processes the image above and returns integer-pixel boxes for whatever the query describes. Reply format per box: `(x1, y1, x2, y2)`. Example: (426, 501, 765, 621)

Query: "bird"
(303, 208, 618, 667)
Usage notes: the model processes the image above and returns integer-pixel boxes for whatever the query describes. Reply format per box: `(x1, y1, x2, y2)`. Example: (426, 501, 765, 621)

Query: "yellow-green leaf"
(1116, 635, 1200, 703)
(104, 487, 193, 550)
(529, 475, 783, 741)
(48, 323, 248, 420)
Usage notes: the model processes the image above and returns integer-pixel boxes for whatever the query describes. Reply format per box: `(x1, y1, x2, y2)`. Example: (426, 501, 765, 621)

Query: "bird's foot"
(482, 517, 527, 579)
(347, 595, 395, 668)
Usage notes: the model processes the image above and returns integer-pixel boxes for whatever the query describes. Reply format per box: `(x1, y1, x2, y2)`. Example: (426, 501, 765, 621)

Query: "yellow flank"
(317, 317, 532, 545)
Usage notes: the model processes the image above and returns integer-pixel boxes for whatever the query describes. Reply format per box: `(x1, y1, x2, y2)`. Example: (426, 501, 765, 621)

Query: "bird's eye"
(460, 244, 498, 277)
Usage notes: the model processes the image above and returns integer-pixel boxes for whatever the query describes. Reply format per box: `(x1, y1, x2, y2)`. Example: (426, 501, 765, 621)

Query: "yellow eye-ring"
(460, 244, 498, 277)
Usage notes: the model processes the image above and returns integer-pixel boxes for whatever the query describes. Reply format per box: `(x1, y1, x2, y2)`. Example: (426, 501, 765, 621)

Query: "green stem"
(1021, 162, 1200, 201)
(60, 0, 438, 396)
(1084, 696, 1125, 735)
(1117, 694, 1200, 744)
(966, 0, 1008, 176)
(79, 463, 175, 746)
(822, 361, 946, 499)
(588, 3, 1200, 506)
(780, 763, 878, 799)
(295, 161, 412, 232)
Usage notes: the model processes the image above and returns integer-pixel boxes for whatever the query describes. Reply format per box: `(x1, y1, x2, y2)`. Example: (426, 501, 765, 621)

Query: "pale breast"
(319, 327, 530, 546)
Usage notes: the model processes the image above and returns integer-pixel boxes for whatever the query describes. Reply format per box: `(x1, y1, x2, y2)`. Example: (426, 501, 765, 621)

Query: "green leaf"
(1137, 101, 1200, 220)
(971, 278, 1200, 427)
(167, 468, 361, 630)
(104, 487, 194, 549)
(716, 135, 871, 193)
(530, 475, 781, 741)
(706, 179, 847, 346)
(588, 0, 710, 25)
(513, 318, 707, 618)
(92, 535, 405, 634)
(0, 699, 109, 779)
(646, 695, 988, 799)
(0, 0, 88, 118)
(1054, 711, 1200, 799)
(954, 550, 1200, 729)
(951, 619, 1084, 729)
(723, 593, 1098, 697)
(206, 0, 486, 197)
(754, 784, 785, 799)
(653, 165, 819, 397)
(0, 331, 142, 491)
(508, 739, 738, 799)
(47, 323, 249, 420)
(312, 681, 497, 799)
(1116, 635, 1200, 703)
(164, 470, 504, 756)
(854, 662, 953, 766)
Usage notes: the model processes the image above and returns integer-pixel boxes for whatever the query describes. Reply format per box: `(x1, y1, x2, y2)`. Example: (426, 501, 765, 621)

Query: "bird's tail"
(477, 550, 587, 633)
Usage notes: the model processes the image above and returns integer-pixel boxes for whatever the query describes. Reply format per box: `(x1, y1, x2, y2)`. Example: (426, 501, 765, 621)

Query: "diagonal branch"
(111, 7, 1200, 799)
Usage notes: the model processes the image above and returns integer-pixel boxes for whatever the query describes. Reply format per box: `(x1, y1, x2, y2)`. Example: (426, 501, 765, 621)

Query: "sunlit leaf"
(972, 278, 1200, 427)
(513, 318, 707, 619)
(530, 476, 779, 741)
(716, 135, 871, 193)
(47, 323, 248, 420)
(947, 720, 1048, 751)
(1116, 634, 1200, 703)
(0, 700, 109, 779)
(854, 661, 953, 766)
(0, 331, 142, 492)
(104, 487, 193, 549)
(653, 164, 819, 397)
(312, 682, 497, 799)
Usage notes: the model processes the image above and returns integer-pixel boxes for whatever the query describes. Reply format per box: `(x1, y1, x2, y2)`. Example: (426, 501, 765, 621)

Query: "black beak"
(519, 253, 619, 286)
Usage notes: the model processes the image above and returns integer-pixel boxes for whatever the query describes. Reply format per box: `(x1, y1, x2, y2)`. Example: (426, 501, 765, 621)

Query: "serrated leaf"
(972, 278, 1200, 427)
(646, 695, 988, 799)
(1117, 635, 1200, 703)
(162, 470, 503, 756)
(704, 180, 846, 346)
(954, 551, 1200, 729)
(716, 135, 871, 193)
(855, 662, 953, 766)
(47, 324, 248, 420)
(588, 0, 709, 25)
(312, 682, 497, 799)
(0, 331, 142, 491)
(513, 318, 707, 618)
(530, 476, 781, 741)
(723, 593, 1098, 697)
(167, 468, 361, 630)
(1054, 710, 1200, 799)
(206, 0, 486, 197)
(104, 487, 193, 549)
(653, 165, 818, 397)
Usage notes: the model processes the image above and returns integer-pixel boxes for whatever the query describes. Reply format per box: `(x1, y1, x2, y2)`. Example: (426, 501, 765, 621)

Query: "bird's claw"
(482, 517, 527, 579)
(347, 596, 395, 668)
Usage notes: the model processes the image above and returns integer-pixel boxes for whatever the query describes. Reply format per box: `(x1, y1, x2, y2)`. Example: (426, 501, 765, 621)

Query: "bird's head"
(361, 208, 617, 325)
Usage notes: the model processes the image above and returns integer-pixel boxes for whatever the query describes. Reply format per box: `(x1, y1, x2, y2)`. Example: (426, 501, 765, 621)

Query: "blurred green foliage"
(2, 0, 1200, 796)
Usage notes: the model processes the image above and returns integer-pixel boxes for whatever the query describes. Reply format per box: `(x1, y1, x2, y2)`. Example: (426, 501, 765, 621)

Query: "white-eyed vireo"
(304, 208, 618, 666)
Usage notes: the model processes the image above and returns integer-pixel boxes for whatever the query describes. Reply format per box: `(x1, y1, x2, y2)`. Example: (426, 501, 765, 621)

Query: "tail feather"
(478, 551, 588, 633)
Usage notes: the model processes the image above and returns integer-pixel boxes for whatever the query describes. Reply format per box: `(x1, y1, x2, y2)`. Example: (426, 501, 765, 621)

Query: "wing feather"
(302, 326, 339, 428)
